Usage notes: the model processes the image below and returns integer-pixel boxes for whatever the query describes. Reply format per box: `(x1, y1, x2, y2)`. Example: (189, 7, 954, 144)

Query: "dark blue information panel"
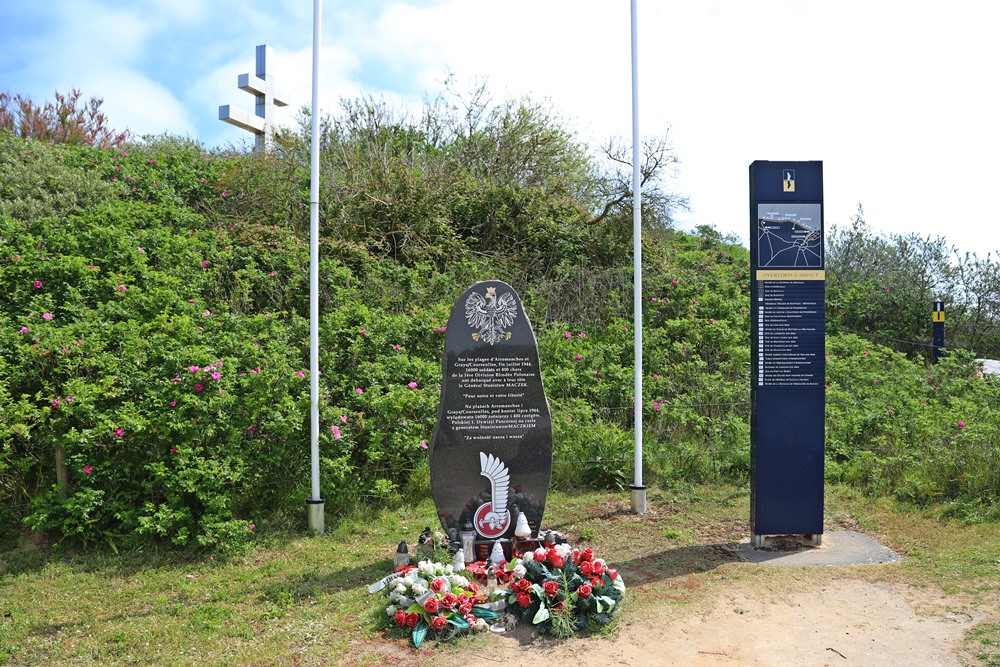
(749, 161, 825, 542)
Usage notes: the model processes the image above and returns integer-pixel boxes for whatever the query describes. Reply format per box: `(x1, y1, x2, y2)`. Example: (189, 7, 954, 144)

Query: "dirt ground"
(355, 554, 980, 667)
(466, 577, 975, 666)
(351, 502, 990, 667)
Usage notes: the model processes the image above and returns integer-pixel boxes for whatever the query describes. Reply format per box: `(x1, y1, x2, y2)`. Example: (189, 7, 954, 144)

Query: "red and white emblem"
(475, 452, 511, 539)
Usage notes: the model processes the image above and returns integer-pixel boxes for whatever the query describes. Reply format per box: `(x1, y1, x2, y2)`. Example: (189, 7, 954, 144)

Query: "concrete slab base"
(736, 530, 901, 566)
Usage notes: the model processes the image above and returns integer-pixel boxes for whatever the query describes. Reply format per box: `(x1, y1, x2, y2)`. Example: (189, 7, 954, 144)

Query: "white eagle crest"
(465, 286, 517, 345)
(478, 452, 510, 533)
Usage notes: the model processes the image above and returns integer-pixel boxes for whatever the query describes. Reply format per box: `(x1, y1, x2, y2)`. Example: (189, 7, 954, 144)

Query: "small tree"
(0, 88, 129, 148)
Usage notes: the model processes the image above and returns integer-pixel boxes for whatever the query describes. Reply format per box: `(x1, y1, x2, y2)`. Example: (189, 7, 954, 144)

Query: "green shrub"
(3, 96, 999, 551)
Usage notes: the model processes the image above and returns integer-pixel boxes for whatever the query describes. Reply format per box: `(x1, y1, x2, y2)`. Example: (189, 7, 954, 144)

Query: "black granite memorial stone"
(429, 281, 553, 544)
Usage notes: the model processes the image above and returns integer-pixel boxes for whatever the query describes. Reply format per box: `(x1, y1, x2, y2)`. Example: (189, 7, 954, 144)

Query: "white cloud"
(6, 0, 1000, 254)
(90, 71, 197, 139)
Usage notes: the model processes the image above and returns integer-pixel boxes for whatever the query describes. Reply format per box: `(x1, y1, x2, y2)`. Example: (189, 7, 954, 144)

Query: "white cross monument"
(219, 44, 289, 149)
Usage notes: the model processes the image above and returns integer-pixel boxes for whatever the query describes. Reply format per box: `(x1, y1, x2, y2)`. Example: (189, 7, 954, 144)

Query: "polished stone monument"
(429, 281, 553, 546)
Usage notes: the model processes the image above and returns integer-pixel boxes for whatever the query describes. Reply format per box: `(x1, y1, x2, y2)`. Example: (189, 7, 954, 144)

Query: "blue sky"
(3, 0, 1000, 255)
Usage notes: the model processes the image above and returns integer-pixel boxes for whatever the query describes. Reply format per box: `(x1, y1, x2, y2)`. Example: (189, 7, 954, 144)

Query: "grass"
(0, 483, 998, 666)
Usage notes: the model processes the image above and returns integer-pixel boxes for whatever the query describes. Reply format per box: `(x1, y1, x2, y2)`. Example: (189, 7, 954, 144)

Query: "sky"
(3, 0, 1000, 256)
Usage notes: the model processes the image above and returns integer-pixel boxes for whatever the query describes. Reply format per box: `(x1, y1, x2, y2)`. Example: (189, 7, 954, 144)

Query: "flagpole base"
(629, 484, 647, 515)
(307, 498, 325, 536)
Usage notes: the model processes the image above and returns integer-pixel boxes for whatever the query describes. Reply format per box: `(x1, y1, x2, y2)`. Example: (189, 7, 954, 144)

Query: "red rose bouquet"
(505, 544, 625, 637)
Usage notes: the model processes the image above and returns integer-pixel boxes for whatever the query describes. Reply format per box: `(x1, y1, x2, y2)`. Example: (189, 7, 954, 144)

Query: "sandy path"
(441, 578, 973, 667)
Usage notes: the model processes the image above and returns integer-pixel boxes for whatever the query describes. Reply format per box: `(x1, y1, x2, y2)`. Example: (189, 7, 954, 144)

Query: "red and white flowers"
(505, 544, 625, 636)
(381, 559, 496, 647)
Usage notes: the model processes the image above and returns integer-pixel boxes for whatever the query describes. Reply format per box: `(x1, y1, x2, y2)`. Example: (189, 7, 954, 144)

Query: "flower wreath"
(380, 560, 500, 647)
(376, 544, 625, 645)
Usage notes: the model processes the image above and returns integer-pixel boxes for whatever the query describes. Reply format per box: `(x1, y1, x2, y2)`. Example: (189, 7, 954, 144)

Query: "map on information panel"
(756, 203, 823, 268)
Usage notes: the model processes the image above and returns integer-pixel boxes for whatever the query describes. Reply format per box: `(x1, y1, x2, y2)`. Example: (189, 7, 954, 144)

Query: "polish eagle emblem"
(474, 452, 511, 539)
(465, 286, 517, 345)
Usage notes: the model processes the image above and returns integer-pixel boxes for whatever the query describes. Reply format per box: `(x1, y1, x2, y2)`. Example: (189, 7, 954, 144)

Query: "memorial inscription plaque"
(429, 281, 553, 543)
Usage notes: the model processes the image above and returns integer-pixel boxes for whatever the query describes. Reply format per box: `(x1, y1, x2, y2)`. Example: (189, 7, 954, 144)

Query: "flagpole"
(630, 0, 647, 515)
(306, 0, 325, 535)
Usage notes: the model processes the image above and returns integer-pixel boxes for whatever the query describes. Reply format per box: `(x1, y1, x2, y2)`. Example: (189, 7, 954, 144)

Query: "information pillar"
(932, 301, 945, 363)
(749, 161, 825, 545)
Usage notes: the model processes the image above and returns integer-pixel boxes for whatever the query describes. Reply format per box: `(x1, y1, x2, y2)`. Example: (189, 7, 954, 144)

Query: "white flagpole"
(630, 0, 647, 514)
(307, 0, 325, 535)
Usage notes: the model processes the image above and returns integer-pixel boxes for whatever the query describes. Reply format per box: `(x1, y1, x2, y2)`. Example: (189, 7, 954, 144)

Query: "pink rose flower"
(577, 583, 592, 598)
